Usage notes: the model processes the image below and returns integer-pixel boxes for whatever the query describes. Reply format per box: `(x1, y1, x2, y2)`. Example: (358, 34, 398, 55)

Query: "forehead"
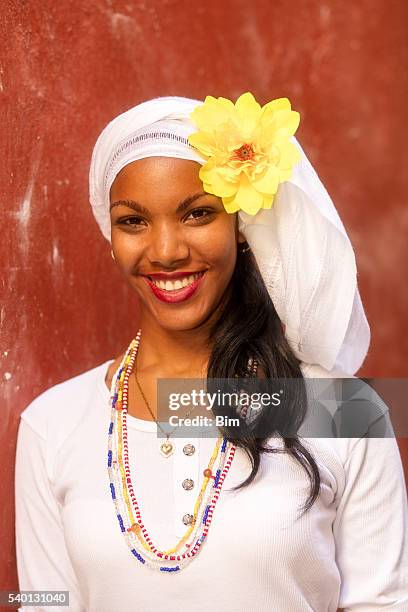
(110, 157, 203, 198)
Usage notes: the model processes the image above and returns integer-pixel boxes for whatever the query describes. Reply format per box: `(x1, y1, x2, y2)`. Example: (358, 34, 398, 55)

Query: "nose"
(146, 220, 190, 268)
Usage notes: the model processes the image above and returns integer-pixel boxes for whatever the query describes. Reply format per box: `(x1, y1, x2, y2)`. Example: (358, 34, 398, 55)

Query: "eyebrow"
(109, 191, 211, 215)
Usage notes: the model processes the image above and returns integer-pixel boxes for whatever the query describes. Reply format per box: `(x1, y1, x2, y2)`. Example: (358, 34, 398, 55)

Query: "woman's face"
(110, 157, 245, 332)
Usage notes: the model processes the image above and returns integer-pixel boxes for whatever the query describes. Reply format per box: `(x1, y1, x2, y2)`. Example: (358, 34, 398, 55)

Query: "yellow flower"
(187, 92, 301, 215)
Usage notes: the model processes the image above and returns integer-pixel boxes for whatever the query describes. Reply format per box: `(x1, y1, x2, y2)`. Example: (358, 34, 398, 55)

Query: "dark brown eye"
(186, 208, 214, 221)
(117, 216, 145, 227)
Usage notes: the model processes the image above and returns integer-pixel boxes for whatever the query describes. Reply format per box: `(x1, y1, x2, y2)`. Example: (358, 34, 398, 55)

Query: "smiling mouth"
(146, 271, 205, 292)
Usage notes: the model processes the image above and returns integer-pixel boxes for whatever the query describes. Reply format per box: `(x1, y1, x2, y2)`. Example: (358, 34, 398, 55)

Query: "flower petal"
(233, 173, 264, 214)
(260, 97, 291, 120)
(188, 132, 217, 157)
(259, 110, 300, 147)
(202, 182, 217, 196)
(233, 92, 262, 140)
(217, 97, 236, 112)
(262, 193, 276, 209)
(221, 195, 241, 214)
(252, 164, 280, 195)
(200, 164, 239, 198)
(275, 140, 302, 170)
(190, 97, 233, 131)
(274, 110, 300, 139)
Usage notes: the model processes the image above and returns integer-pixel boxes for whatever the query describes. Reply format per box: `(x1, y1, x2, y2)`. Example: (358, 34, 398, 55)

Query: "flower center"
(233, 143, 254, 161)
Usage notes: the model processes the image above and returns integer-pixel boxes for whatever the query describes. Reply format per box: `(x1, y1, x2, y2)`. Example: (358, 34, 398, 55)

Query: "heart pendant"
(159, 441, 174, 458)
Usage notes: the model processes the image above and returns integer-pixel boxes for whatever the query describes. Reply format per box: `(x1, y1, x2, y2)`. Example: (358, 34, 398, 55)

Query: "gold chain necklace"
(134, 360, 197, 458)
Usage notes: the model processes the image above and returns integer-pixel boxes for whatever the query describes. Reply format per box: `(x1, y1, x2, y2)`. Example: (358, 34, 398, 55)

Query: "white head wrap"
(89, 95, 370, 375)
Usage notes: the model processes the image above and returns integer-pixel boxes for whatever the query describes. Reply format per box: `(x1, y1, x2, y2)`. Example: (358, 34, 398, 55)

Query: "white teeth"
(151, 272, 203, 291)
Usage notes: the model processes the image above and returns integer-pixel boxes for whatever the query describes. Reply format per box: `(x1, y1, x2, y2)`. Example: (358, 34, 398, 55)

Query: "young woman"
(15, 93, 408, 611)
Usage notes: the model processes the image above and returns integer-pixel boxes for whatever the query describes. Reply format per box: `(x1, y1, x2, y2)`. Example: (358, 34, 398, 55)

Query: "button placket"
(173, 437, 200, 538)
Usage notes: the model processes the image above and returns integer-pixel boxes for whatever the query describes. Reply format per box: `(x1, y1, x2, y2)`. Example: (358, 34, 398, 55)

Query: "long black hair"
(206, 242, 321, 518)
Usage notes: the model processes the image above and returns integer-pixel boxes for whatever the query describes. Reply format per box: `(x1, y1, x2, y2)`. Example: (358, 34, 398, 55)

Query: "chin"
(140, 298, 218, 332)
(136, 281, 231, 333)
(156, 311, 214, 333)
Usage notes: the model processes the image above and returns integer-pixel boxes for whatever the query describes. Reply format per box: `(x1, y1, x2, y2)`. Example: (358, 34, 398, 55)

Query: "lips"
(144, 271, 206, 304)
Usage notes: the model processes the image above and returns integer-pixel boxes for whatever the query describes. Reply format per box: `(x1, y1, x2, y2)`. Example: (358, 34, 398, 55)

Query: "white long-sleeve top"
(15, 359, 408, 611)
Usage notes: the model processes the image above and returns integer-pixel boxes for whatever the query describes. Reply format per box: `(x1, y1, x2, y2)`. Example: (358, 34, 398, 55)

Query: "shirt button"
(182, 478, 194, 490)
(182, 513, 195, 525)
(183, 443, 196, 456)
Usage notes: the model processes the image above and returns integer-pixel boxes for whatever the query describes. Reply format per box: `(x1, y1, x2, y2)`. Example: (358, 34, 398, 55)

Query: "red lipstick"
(144, 271, 206, 303)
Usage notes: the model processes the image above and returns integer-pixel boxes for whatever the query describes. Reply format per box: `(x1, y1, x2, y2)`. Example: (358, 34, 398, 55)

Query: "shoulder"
(19, 360, 111, 440)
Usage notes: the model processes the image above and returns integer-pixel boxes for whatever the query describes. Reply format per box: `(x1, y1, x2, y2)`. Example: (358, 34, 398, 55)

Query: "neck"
(135, 315, 214, 377)
(134, 282, 232, 377)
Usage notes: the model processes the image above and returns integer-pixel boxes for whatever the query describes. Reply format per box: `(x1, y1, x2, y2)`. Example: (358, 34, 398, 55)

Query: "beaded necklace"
(107, 329, 257, 571)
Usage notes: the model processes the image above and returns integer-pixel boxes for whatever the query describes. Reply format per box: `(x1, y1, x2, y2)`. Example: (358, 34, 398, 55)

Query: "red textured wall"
(1, 0, 407, 600)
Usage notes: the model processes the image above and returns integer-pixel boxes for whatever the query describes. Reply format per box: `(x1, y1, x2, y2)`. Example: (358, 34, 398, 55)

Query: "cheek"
(111, 232, 143, 272)
(206, 233, 236, 268)
(198, 221, 238, 287)
(206, 218, 237, 262)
